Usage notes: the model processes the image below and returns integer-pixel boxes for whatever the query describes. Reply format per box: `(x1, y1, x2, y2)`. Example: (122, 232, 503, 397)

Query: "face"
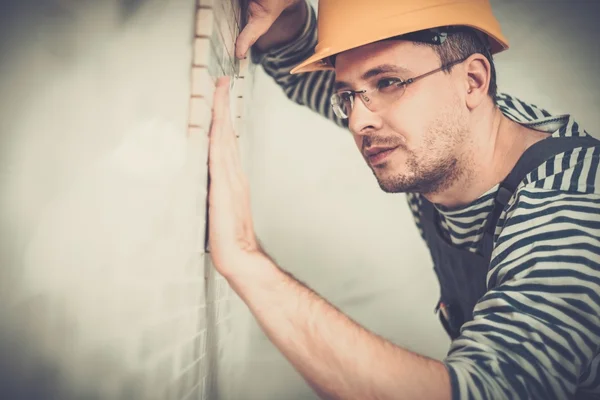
(334, 40, 472, 195)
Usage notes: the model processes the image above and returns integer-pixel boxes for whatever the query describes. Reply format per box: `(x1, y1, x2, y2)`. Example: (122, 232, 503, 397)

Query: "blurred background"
(0, 0, 598, 399)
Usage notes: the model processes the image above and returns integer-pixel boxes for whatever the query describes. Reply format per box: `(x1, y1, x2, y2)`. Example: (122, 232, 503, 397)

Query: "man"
(205, 0, 600, 398)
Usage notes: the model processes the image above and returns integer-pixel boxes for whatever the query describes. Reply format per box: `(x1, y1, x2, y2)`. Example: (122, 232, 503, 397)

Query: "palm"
(206, 77, 260, 277)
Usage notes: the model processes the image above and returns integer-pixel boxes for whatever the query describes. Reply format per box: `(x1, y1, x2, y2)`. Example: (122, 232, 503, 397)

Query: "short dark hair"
(414, 27, 498, 103)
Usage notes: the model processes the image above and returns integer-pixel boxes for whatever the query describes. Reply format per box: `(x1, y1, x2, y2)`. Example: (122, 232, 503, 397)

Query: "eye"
(338, 91, 354, 103)
(377, 77, 403, 91)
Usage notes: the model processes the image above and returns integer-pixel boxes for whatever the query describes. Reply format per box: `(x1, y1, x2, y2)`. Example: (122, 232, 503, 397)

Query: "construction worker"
(205, 0, 600, 398)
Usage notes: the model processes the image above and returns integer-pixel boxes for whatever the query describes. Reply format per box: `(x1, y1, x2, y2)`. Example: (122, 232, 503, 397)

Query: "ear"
(463, 53, 491, 110)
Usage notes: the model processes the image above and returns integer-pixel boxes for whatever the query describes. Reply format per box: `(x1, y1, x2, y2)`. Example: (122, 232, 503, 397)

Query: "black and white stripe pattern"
(435, 185, 499, 253)
(253, 2, 600, 399)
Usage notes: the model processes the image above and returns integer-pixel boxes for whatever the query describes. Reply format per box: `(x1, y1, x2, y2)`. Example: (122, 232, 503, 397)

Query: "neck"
(425, 106, 550, 209)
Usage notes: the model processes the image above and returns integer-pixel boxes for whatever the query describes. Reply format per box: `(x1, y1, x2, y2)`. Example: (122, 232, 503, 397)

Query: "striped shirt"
(252, 3, 600, 399)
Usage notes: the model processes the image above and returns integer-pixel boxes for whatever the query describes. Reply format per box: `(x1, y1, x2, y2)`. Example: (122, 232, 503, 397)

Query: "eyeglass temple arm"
(405, 57, 468, 85)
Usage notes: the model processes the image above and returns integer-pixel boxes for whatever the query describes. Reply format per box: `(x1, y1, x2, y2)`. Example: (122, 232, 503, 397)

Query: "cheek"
(383, 86, 448, 148)
(383, 103, 434, 148)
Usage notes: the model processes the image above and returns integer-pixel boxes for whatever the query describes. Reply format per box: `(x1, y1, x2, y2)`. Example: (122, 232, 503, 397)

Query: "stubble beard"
(373, 105, 472, 196)
(374, 149, 465, 195)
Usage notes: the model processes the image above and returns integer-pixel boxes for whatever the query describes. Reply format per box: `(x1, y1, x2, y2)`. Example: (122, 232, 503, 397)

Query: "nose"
(348, 95, 383, 136)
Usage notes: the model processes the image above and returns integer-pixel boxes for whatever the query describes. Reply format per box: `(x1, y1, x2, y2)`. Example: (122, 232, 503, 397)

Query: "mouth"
(365, 146, 399, 166)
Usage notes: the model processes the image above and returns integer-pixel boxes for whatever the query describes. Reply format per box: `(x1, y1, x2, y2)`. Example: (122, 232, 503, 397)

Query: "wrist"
(253, 0, 308, 53)
(221, 249, 279, 291)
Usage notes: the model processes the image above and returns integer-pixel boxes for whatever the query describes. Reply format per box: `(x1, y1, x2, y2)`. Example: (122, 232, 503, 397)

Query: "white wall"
(232, 1, 600, 399)
(0, 0, 247, 399)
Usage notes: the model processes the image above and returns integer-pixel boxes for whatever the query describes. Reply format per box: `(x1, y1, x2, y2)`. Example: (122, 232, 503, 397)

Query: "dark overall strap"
(482, 136, 600, 256)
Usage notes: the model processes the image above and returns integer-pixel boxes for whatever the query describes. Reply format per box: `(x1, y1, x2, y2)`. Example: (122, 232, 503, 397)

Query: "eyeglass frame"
(330, 57, 469, 120)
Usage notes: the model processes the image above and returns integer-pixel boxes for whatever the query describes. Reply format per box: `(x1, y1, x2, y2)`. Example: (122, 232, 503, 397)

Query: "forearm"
(227, 255, 452, 400)
(253, 0, 308, 53)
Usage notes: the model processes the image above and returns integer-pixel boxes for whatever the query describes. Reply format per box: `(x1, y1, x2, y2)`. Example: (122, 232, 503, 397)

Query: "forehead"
(334, 40, 439, 83)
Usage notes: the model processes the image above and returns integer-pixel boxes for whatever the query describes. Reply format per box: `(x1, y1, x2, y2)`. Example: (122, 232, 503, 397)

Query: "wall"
(232, 0, 600, 399)
(0, 0, 250, 399)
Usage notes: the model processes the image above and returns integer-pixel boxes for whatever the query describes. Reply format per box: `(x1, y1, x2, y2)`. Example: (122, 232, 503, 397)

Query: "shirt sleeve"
(250, 0, 347, 130)
(443, 182, 600, 399)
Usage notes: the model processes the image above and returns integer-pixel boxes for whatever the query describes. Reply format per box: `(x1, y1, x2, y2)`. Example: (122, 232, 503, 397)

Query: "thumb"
(235, 13, 278, 59)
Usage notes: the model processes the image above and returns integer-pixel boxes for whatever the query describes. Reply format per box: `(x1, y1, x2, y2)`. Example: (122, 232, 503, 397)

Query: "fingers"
(209, 76, 236, 155)
(210, 76, 232, 132)
(235, 13, 277, 59)
(208, 77, 227, 177)
(208, 76, 244, 188)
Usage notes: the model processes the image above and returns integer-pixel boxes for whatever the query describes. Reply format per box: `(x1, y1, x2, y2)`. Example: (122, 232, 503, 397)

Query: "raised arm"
(236, 0, 346, 129)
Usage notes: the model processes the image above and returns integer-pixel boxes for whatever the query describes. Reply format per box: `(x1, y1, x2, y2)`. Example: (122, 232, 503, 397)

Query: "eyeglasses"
(330, 57, 468, 120)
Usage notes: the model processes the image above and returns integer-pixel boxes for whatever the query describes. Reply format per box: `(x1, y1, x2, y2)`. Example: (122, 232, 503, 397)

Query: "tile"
(208, 19, 224, 58)
(188, 384, 200, 400)
(177, 310, 199, 343)
(187, 281, 205, 308)
(186, 361, 200, 393)
(191, 67, 214, 99)
(219, 24, 236, 70)
(189, 97, 211, 131)
(200, 329, 207, 357)
(211, 0, 226, 29)
(196, 8, 214, 37)
(184, 252, 205, 278)
(193, 333, 202, 360)
(234, 116, 243, 138)
(187, 126, 203, 138)
(162, 283, 183, 314)
(186, 128, 209, 192)
(238, 54, 249, 78)
(197, 0, 213, 7)
(219, 0, 238, 42)
(157, 354, 175, 381)
(207, 43, 224, 79)
(193, 38, 211, 67)
(192, 361, 201, 389)
(180, 338, 194, 370)
(234, 96, 244, 118)
(177, 370, 188, 400)
(197, 307, 207, 332)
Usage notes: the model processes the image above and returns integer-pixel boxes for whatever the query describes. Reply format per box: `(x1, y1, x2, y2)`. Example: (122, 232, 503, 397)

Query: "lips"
(365, 146, 399, 165)
(365, 147, 395, 157)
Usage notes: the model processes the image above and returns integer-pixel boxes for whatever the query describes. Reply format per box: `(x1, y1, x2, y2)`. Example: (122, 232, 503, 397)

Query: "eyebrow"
(333, 64, 410, 91)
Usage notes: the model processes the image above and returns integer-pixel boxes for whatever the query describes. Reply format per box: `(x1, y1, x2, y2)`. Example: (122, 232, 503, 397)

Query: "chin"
(377, 180, 408, 193)
(375, 168, 442, 194)
(374, 172, 413, 193)
(371, 162, 407, 192)
(377, 183, 402, 193)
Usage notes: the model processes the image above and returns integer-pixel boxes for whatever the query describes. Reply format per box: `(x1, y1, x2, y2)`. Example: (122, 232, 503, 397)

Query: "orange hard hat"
(290, 0, 509, 74)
